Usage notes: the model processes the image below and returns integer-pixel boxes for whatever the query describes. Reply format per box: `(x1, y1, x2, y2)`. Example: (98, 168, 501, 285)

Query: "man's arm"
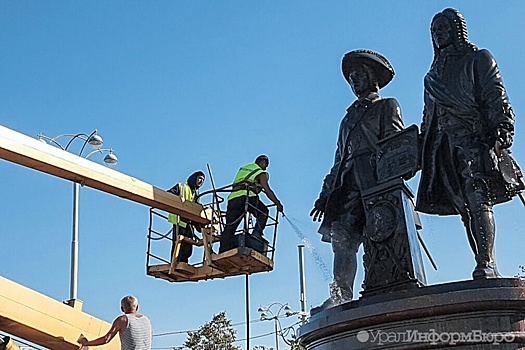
(78, 315, 126, 346)
(475, 50, 515, 150)
(380, 98, 404, 138)
(257, 173, 284, 213)
(167, 183, 181, 195)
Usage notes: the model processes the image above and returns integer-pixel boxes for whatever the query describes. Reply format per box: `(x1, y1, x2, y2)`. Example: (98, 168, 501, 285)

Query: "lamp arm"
(58, 133, 90, 151)
(278, 321, 301, 346)
(84, 148, 113, 160)
(38, 132, 93, 153)
(37, 134, 67, 150)
(76, 130, 98, 156)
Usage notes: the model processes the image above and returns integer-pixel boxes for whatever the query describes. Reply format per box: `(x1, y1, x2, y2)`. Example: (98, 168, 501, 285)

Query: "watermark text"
(356, 329, 515, 346)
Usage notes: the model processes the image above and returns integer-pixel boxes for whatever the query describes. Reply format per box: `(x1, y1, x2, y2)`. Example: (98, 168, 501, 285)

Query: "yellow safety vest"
(168, 183, 197, 228)
(228, 163, 269, 201)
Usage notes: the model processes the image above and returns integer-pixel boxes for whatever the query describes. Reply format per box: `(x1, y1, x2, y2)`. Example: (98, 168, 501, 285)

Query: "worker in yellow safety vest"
(219, 155, 284, 253)
(167, 171, 205, 263)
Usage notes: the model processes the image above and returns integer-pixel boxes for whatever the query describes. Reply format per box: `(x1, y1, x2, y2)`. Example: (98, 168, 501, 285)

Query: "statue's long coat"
(416, 48, 524, 215)
(317, 97, 404, 241)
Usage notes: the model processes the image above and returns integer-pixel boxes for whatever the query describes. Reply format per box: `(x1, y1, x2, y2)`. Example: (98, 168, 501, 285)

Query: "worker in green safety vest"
(219, 155, 284, 253)
(166, 171, 205, 263)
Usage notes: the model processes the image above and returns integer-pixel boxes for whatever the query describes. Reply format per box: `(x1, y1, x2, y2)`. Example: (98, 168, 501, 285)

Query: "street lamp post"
(258, 302, 307, 350)
(38, 130, 118, 305)
(298, 244, 308, 325)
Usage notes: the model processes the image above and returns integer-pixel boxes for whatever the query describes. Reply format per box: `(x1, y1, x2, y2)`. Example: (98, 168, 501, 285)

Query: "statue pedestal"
(361, 178, 426, 295)
(298, 278, 525, 349)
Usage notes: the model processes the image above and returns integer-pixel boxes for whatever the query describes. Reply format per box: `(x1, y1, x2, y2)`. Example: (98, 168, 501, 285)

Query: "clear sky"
(1, 1, 525, 349)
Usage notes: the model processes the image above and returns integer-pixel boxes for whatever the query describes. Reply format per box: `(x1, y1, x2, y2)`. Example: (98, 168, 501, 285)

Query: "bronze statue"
(310, 50, 405, 306)
(416, 8, 524, 279)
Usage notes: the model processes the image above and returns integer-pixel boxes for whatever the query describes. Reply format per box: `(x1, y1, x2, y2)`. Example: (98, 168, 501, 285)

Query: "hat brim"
(342, 51, 394, 89)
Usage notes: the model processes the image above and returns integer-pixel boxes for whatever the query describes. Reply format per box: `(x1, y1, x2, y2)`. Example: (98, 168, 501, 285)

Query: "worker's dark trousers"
(219, 196, 268, 253)
(171, 224, 193, 263)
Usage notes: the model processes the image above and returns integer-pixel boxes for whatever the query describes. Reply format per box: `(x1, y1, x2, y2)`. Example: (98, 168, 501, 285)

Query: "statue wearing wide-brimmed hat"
(310, 49, 405, 307)
(341, 49, 395, 89)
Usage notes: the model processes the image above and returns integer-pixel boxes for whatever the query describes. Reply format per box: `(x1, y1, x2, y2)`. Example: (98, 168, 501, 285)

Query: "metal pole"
(206, 163, 224, 232)
(274, 318, 279, 350)
(245, 274, 250, 350)
(298, 245, 307, 325)
(70, 182, 80, 301)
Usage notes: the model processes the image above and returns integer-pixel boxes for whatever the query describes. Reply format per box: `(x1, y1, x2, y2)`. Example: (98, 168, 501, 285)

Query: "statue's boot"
(327, 259, 355, 308)
(492, 255, 502, 278)
(471, 207, 498, 279)
(317, 282, 352, 310)
(460, 212, 477, 256)
(332, 249, 356, 305)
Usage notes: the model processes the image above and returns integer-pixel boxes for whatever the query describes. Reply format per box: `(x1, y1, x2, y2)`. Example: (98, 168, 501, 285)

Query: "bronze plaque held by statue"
(376, 124, 419, 183)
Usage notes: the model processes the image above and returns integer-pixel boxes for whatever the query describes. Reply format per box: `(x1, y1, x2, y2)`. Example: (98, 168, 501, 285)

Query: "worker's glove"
(495, 124, 513, 150)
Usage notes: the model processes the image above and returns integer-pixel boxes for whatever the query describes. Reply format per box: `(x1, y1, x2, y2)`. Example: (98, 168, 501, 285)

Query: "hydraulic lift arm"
(0, 124, 213, 347)
(0, 124, 211, 225)
(0, 276, 119, 350)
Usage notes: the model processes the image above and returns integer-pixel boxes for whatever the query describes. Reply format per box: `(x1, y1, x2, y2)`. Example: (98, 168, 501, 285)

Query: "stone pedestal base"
(298, 279, 525, 349)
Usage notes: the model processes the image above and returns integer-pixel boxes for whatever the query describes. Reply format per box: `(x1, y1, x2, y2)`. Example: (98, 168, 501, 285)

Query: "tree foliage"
(184, 311, 241, 350)
(252, 336, 305, 349)
(290, 343, 305, 350)
(253, 342, 304, 350)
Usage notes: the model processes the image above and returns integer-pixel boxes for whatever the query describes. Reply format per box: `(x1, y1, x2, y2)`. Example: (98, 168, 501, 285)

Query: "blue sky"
(1, 1, 525, 349)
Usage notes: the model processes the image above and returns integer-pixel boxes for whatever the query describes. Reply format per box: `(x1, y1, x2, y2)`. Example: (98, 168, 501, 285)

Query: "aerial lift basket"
(146, 183, 279, 282)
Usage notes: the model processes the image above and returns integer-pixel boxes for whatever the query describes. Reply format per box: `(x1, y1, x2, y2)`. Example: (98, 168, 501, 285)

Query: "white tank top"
(119, 314, 152, 350)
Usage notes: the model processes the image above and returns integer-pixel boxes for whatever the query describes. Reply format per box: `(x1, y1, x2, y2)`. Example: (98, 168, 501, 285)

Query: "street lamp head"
(284, 304, 294, 317)
(103, 151, 118, 167)
(257, 306, 267, 314)
(88, 134, 103, 149)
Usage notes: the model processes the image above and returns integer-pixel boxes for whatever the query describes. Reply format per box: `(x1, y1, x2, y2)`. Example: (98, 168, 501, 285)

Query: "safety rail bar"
(146, 182, 279, 273)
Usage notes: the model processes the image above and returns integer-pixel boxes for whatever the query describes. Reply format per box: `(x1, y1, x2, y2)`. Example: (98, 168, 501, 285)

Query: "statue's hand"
(310, 207, 324, 222)
(495, 128, 513, 149)
(310, 196, 327, 221)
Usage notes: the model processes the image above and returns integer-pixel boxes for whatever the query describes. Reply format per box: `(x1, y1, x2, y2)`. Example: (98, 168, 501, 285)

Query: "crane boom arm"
(0, 276, 119, 350)
(0, 125, 211, 224)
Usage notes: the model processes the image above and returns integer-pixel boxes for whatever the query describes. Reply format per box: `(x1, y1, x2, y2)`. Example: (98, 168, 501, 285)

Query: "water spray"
(283, 215, 332, 282)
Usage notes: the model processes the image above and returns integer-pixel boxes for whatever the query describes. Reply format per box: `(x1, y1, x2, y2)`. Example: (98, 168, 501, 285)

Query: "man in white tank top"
(78, 295, 152, 350)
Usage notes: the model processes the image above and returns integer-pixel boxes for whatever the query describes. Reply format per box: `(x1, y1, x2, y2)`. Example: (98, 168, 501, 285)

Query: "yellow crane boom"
(0, 276, 119, 350)
(0, 124, 213, 347)
(0, 124, 211, 224)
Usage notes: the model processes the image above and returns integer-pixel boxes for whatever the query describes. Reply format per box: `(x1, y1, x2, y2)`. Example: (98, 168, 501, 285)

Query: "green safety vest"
(228, 163, 269, 201)
(168, 183, 198, 228)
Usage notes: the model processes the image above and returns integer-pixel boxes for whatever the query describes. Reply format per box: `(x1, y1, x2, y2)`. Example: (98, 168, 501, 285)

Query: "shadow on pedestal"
(298, 278, 525, 349)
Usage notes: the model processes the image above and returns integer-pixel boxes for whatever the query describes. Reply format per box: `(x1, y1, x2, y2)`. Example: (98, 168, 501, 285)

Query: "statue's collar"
(438, 45, 462, 58)
(348, 92, 380, 113)
(357, 92, 380, 104)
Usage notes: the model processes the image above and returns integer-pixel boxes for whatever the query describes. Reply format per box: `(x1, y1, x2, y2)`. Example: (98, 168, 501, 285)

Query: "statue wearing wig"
(416, 8, 524, 279)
